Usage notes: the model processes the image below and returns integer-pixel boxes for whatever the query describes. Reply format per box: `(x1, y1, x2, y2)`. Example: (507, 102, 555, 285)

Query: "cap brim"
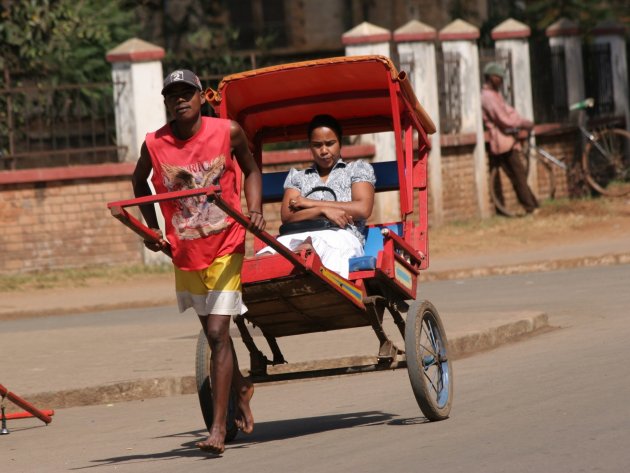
(161, 81, 202, 95)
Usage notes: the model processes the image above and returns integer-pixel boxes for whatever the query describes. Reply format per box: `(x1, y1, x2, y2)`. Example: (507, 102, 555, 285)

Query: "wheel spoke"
(422, 316, 438, 350)
(422, 366, 440, 396)
(418, 341, 437, 360)
(584, 128, 630, 196)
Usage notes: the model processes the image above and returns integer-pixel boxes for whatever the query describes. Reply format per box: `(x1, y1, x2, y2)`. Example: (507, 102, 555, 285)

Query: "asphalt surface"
(1, 232, 628, 415)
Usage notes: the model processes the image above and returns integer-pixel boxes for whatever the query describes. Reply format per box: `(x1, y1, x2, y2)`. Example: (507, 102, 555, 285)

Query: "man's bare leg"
(230, 340, 254, 433)
(196, 314, 232, 454)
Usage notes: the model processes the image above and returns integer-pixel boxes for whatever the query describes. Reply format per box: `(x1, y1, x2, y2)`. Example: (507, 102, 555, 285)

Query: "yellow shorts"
(174, 253, 244, 316)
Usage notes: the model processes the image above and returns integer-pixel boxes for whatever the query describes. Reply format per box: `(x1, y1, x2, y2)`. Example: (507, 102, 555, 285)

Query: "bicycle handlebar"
(569, 98, 595, 111)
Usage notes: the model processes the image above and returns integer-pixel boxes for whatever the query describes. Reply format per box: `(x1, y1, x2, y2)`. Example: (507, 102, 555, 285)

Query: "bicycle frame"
(579, 125, 609, 158)
(531, 144, 567, 170)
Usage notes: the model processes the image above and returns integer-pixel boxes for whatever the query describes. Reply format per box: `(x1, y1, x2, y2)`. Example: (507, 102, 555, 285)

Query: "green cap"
(483, 62, 505, 78)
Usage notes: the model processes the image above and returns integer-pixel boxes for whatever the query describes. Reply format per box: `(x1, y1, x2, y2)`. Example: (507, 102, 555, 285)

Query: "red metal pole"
(3, 410, 55, 421)
(0, 384, 53, 424)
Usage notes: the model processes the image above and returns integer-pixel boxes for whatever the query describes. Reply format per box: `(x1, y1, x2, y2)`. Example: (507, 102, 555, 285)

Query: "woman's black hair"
(308, 114, 343, 142)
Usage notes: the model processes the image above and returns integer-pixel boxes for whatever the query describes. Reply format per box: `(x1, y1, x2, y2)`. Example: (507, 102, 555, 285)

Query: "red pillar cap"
(342, 22, 392, 45)
(106, 38, 165, 63)
(439, 19, 480, 41)
(394, 20, 437, 42)
(491, 18, 531, 40)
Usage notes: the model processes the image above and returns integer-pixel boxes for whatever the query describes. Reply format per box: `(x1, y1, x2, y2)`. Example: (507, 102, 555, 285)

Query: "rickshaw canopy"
(206, 55, 436, 147)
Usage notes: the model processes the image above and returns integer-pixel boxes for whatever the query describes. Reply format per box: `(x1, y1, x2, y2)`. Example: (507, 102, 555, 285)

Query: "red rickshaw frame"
(107, 55, 452, 428)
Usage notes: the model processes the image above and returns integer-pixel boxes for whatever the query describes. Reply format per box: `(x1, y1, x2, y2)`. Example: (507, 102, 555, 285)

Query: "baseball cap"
(161, 69, 202, 95)
(483, 62, 505, 78)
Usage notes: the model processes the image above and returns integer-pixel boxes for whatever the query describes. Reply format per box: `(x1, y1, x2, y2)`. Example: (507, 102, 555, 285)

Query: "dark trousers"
(493, 149, 539, 213)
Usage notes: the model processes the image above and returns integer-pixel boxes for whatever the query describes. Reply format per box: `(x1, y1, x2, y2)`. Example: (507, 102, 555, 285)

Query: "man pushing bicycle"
(481, 62, 539, 215)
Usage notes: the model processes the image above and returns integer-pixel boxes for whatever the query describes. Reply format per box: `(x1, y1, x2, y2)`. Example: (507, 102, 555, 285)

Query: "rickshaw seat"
(348, 223, 402, 272)
(260, 160, 399, 203)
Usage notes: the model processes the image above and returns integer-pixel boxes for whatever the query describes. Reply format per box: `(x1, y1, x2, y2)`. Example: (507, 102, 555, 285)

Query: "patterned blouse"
(283, 158, 376, 244)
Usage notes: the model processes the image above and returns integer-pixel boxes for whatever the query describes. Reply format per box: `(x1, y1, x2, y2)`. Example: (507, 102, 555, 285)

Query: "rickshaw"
(108, 55, 453, 442)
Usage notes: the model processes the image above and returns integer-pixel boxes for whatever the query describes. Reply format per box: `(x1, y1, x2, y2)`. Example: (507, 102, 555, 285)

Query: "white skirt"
(256, 229, 364, 279)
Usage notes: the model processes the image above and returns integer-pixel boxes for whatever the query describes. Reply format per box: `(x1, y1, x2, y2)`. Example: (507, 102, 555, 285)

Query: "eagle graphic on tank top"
(160, 156, 228, 240)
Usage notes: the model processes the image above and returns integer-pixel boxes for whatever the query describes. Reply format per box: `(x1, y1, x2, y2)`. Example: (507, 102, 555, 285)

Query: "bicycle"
(576, 99, 630, 197)
(490, 98, 630, 217)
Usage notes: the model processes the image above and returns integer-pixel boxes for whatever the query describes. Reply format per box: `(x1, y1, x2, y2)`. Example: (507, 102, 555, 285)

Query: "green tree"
(0, 0, 137, 86)
(525, 0, 629, 38)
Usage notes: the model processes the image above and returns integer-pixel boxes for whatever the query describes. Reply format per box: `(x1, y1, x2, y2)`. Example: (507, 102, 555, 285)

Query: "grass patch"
(0, 263, 173, 292)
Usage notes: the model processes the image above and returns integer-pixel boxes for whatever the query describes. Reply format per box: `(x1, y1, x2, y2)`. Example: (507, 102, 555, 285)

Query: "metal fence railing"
(584, 42, 615, 117)
(531, 40, 568, 123)
(0, 82, 124, 170)
(437, 48, 462, 135)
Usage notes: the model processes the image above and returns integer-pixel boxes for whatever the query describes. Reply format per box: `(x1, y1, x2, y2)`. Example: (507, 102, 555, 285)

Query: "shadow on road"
(78, 410, 402, 467)
(230, 410, 397, 446)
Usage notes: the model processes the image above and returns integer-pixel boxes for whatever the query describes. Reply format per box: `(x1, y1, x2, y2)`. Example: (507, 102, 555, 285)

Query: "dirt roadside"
(429, 196, 630, 261)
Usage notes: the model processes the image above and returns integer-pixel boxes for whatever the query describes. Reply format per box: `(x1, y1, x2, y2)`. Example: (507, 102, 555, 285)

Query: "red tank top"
(145, 117, 245, 270)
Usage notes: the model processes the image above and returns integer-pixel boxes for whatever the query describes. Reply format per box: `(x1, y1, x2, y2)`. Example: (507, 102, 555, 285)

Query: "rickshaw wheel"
(404, 300, 453, 421)
(195, 329, 239, 443)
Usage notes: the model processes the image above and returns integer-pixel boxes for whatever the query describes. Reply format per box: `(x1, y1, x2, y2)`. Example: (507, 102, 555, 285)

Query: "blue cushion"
(348, 255, 377, 272)
(349, 223, 402, 272)
(262, 171, 289, 203)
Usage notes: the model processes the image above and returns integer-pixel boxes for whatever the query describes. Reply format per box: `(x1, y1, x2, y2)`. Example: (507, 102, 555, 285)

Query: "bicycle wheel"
(535, 155, 556, 200)
(195, 330, 239, 443)
(582, 128, 630, 197)
(404, 300, 453, 421)
(489, 145, 530, 217)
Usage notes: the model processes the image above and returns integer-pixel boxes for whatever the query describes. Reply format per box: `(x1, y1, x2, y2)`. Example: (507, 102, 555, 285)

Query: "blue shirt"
(283, 158, 376, 244)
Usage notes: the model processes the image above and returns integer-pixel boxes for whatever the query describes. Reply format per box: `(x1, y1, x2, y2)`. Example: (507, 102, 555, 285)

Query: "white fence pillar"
(439, 19, 490, 218)
(593, 21, 630, 133)
(106, 38, 168, 266)
(394, 20, 444, 226)
(493, 18, 538, 193)
(493, 19, 534, 125)
(106, 38, 167, 163)
(546, 18, 585, 111)
(343, 22, 398, 223)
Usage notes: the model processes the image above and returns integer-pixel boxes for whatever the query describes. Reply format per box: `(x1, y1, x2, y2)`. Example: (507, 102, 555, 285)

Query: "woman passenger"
(258, 114, 375, 278)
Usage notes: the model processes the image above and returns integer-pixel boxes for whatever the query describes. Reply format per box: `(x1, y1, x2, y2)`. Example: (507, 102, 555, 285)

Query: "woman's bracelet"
(248, 210, 262, 215)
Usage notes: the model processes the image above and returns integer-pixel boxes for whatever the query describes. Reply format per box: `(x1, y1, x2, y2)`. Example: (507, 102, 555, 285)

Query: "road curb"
(0, 298, 175, 322)
(2, 253, 628, 322)
(12, 312, 550, 412)
(421, 253, 630, 282)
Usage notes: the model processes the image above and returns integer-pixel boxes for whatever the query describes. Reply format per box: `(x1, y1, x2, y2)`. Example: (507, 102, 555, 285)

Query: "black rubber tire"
(404, 300, 453, 421)
(195, 329, 239, 443)
(582, 128, 630, 197)
(489, 145, 531, 217)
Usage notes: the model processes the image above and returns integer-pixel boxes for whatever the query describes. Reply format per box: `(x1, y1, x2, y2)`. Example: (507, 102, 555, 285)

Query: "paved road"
(3, 264, 630, 472)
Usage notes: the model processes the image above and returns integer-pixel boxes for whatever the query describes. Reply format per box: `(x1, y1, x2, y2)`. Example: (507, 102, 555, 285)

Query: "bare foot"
(234, 382, 255, 434)
(196, 426, 226, 454)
